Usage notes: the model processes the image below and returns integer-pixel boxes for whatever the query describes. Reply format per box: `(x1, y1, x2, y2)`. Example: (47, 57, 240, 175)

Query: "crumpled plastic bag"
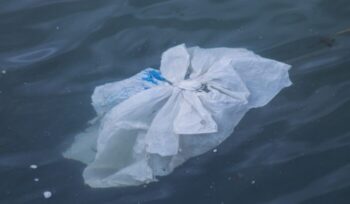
(63, 44, 292, 188)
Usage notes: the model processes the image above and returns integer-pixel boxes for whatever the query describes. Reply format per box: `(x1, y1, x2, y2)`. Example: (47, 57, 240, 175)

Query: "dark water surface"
(1, 0, 350, 203)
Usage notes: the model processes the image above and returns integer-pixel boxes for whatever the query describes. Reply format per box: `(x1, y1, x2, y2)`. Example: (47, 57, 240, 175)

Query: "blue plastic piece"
(142, 69, 166, 85)
(149, 70, 166, 81)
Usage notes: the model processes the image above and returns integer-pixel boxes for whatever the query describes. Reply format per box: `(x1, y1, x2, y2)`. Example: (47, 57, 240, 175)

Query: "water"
(1, 0, 350, 203)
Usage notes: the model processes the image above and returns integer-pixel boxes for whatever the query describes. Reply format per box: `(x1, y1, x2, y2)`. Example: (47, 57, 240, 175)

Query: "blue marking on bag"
(142, 69, 166, 85)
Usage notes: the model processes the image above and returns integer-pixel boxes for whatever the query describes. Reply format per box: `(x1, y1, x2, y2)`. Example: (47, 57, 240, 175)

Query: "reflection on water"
(0, 0, 349, 203)
(9, 47, 58, 63)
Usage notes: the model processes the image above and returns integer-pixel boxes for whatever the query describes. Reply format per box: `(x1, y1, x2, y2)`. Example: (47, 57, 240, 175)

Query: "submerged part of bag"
(63, 44, 292, 188)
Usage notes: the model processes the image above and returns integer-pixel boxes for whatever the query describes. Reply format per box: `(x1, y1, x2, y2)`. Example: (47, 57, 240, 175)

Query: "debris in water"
(63, 44, 292, 188)
(30, 164, 38, 169)
(1, 70, 6, 74)
(43, 191, 52, 199)
(335, 28, 350, 36)
(319, 37, 335, 47)
(320, 27, 350, 48)
(251, 180, 256, 184)
(34, 178, 39, 182)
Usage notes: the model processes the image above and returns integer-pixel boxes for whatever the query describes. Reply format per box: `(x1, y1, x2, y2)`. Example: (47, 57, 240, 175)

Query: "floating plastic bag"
(63, 44, 292, 188)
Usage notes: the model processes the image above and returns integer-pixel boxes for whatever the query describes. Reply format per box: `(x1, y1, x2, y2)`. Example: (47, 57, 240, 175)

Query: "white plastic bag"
(64, 44, 292, 188)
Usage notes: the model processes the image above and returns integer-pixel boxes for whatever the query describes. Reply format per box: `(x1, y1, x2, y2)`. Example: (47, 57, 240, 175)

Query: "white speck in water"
(30, 164, 38, 169)
(43, 191, 52, 199)
(251, 180, 256, 184)
(213, 148, 217, 153)
(1, 70, 6, 74)
(34, 178, 39, 182)
(56, 26, 60, 30)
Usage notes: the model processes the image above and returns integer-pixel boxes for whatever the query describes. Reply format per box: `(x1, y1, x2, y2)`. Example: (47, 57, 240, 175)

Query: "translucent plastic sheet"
(64, 44, 292, 188)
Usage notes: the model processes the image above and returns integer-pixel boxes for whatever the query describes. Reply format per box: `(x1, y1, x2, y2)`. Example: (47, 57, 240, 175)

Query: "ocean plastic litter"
(30, 164, 38, 169)
(43, 191, 52, 199)
(64, 44, 292, 188)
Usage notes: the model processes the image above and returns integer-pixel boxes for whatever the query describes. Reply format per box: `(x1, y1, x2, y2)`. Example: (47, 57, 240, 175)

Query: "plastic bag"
(63, 44, 292, 188)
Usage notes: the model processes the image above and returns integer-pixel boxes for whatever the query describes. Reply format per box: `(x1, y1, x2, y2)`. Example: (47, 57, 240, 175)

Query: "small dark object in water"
(319, 37, 335, 47)
(319, 27, 350, 47)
